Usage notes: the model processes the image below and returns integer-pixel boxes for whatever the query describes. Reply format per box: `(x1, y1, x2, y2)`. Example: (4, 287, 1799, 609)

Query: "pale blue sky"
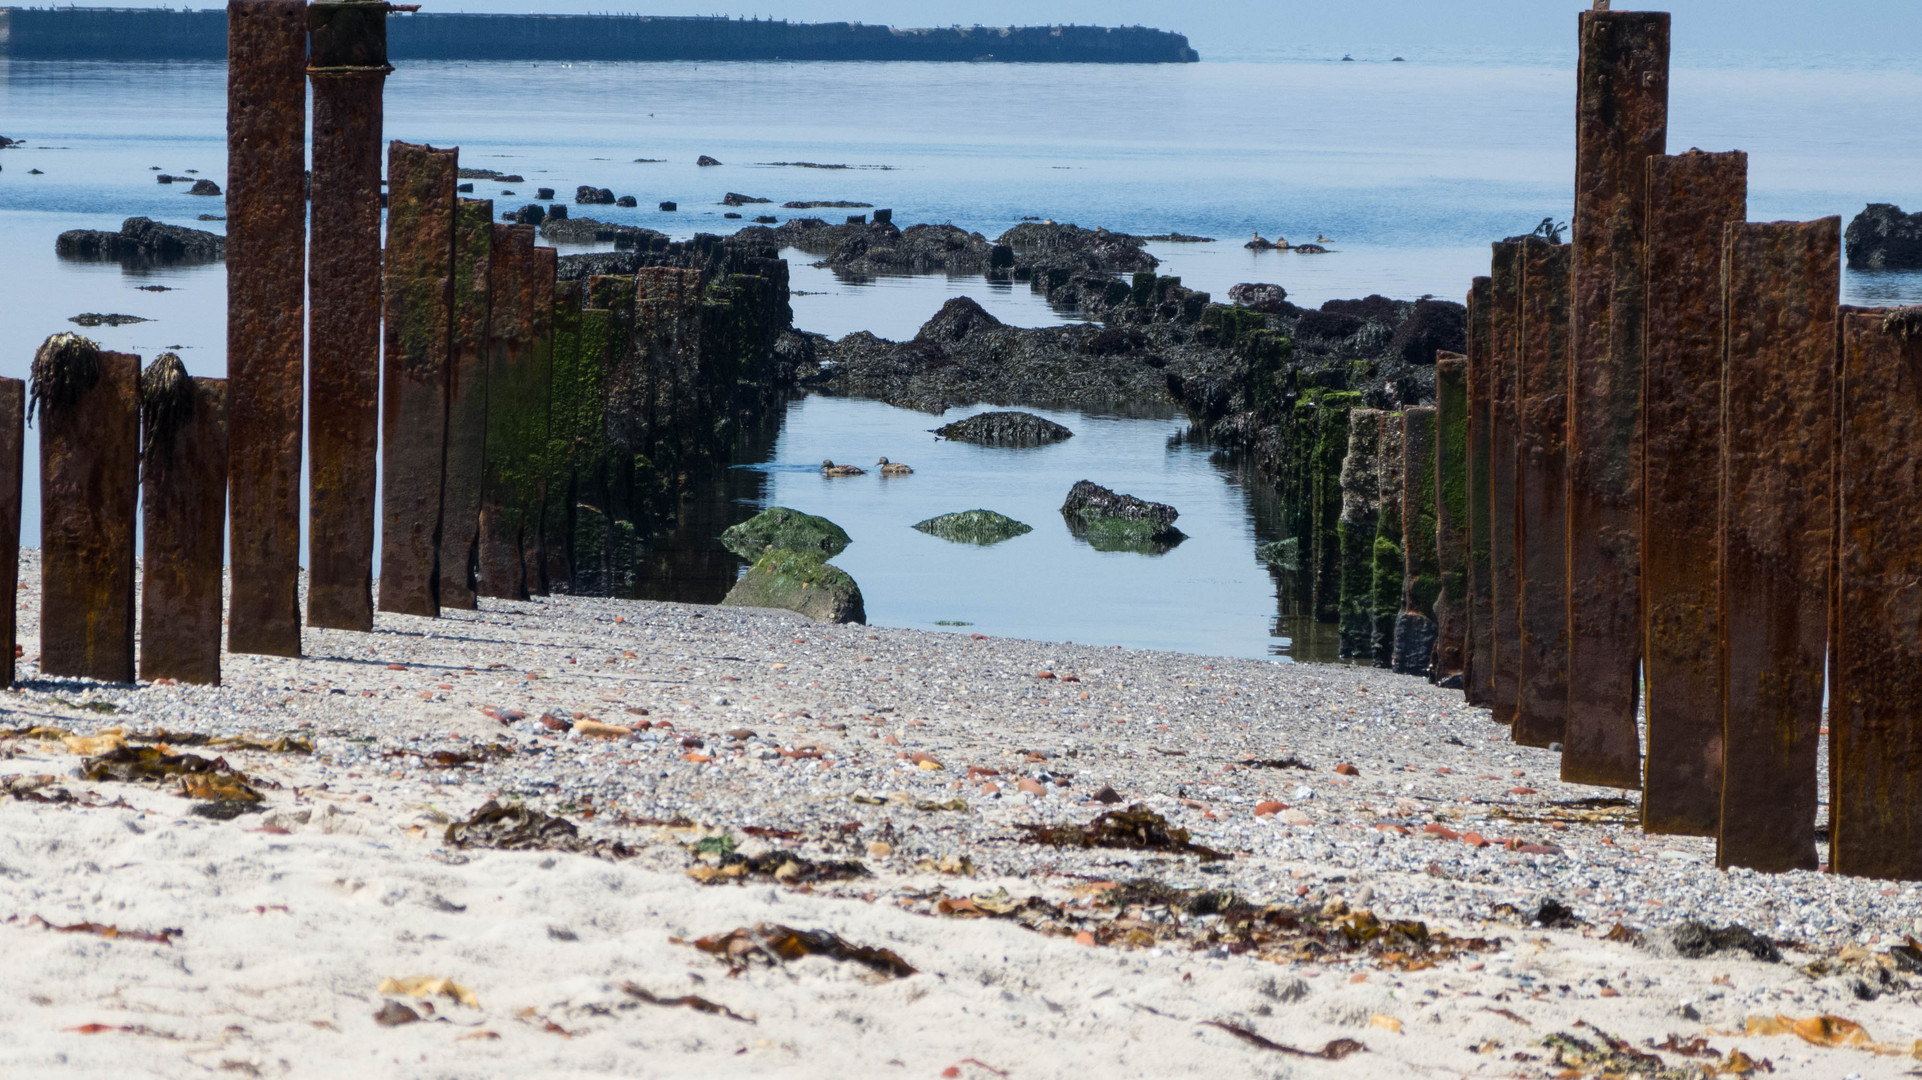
(64, 2, 1922, 60)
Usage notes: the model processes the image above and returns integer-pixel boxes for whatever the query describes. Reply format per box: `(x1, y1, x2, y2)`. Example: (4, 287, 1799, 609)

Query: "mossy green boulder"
(1255, 537, 1300, 570)
(721, 549, 866, 624)
(912, 509, 1033, 546)
(720, 506, 851, 559)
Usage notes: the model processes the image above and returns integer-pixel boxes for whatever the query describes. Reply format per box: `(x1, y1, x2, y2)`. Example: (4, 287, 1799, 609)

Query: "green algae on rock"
(721, 549, 865, 624)
(721, 506, 852, 559)
(911, 509, 1032, 546)
(1060, 479, 1185, 554)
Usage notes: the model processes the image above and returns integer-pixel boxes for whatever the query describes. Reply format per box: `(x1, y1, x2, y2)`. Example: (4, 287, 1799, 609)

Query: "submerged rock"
(1846, 203, 1922, 270)
(68, 313, 150, 327)
(697, 155, 722, 166)
(722, 549, 865, 624)
(1060, 480, 1185, 553)
(932, 410, 1074, 447)
(575, 185, 616, 205)
(56, 217, 225, 266)
(912, 510, 1033, 546)
(512, 203, 546, 226)
(721, 506, 851, 560)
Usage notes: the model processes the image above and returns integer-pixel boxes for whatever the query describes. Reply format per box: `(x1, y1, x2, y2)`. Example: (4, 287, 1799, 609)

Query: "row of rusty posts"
(1403, 7, 1921, 880)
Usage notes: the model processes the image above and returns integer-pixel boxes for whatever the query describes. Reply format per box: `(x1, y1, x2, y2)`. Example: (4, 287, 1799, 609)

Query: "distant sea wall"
(0, 8, 1199, 63)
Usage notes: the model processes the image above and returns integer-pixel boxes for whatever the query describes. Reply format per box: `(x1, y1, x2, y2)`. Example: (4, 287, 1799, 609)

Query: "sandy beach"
(2, 551, 1920, 1079)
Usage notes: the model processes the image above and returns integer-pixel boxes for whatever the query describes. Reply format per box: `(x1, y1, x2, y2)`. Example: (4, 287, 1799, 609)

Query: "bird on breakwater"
(876, 457, 914, 475)
(820, 459, 866, 476)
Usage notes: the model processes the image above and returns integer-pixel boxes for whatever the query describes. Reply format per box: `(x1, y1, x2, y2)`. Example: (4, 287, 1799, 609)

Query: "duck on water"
(820, 459, 866, 476)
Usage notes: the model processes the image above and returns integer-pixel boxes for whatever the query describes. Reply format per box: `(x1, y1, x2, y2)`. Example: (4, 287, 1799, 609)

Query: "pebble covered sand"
(3, 550, 1921, 1078)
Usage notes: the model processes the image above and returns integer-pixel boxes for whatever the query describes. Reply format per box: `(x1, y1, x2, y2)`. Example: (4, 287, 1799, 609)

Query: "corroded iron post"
(378, 140, 458, 617)
(1464, 278, 1496, 708)
(1371, 413, 1404, 665)
(1515, 237, 1572, 749)
(573, 275, 632, 594)
(476, 224, 543, 601)
(306, 0, 391, 631)
(1717, 218, 1838, 874)
(227, 0, 308, 657)
(140, 359, 229, 686)
(1394, 405, 1440, 675)
(1641, 149, 1747, 835)
(1566, 9, 1668, 787)
(1433, 352, 1468, 682)
(523, 244, 558, 596)
(37, 341, 139, 683)
(0, 379, 22, 689)
(1488, 241, 1523, 729)
(438, 198, 493, 609)
(1832, 310, 1922, 880)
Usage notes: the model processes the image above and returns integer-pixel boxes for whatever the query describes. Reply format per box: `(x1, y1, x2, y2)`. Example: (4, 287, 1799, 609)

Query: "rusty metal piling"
(1640, 149, 1747, 835)
(38, 346, 139, 683)
(438, 198, 494, 609)
(378, 140, 458, 617)
(1565, 9, 1668, 787)
(1487, 241, 1524, 729)
(1716, 218, 1839, 873)
(0, 379, 22, 688)
(140, 362, 230, 686)
(1464, 279, 1496, 708)
(226, 0, 308, 657)
(1433, 352, 1469, 682)
(1515, 237, 1572, 748)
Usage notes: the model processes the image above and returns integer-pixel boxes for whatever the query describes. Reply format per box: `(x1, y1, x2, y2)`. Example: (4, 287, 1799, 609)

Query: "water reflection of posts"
(1832, 311, 1922, 881)
(1640, 150, 1746, 835)
(1514, 237, 1572, 749)
(378, 141, 458, 618)
(1463, 279, 1495, 709)
(1432, 353, 1469, 683)
(1716, 219, 1838, 874)
(0, 379, 21, 689)
(140, 365, 230, 686)
(1486, 240, 1524, 731)
(39, 349, 139, 684)
(439, 198, 495, 609)
(306, 0, 394, 631)
(226, 0, 308, 657)
(1565, 9, 1668, 788)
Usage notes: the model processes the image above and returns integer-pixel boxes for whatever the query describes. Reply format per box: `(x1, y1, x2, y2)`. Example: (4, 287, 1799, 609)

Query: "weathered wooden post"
(1514, 237, 1572, 748)
(0, 378, 23, 689)
(226, 0, 308, 657)
(1433, 352, 1469, 682)
(1641, 149, 1747, 835)
(1717, 217, 1838, 873)
(34, 335, 138, 683)
(438, 198, 493, 609)
(1371, 412, 1404, 665)
(1394, 405, 1440, 675)
(1566, 8, 1668, 787)
(1832, 309, 1922, 880)
(541, 278, 585, 592)
(139, 355, 229, 686)
(1488, 241, 1524, 729)
(1465, 278, 1496, 708)
(476, 224, 543, 601)
(305, 0, 391, 631)
(1337, 408, 1384, 658)
(377, 140, 457, 617)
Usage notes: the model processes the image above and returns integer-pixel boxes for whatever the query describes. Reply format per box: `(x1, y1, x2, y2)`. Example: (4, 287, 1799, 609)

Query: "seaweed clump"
(29, 332, 102, 425)
(1017, 803, 1228, 861)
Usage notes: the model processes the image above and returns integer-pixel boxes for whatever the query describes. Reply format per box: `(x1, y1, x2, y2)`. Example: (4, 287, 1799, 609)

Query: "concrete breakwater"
(0, 8, 1199, 63)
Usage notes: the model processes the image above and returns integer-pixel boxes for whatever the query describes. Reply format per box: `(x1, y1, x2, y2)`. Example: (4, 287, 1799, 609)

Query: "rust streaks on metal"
(1831, 310, 1922, 880)
(40, 351, 139, 684)
(476, 223, 540, 601)
(1565, 9, 1668, 788)
(378, 140, 458, 618)
(1432, 353, 1469, 682)
(0, 379, 22, 688)
(1716, 218, 1838, 874)
(438, 197, 494, 609)
(140, 373, 229, 686)
(226, 0, 308, 657)
(1640, 149, 1747, 835)
(1464, 278, 1496, 709)
(1514, 237, 1572, 749)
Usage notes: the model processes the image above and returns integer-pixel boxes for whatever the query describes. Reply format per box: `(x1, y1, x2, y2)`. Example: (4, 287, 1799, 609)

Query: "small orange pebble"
(437, 684, 453, 690)
(681, 752, 713, 763)
(1349, 973, 1368, 984)
(1036, 671, 1056, 679)
(1461, 832, 1489, 848)
(1073, 931, 1096, 947)
(386, 663, 406, 671)
(1059, 674, 1080, 683)
(1334, 762, 1360, 777)
(1436, 767, 1452, 775)
(1422, 823, 1460, 841)
(1508, 787, 1538, 796)
(1375, 824, 1409, 835)
(614, 616, 626, 623)
(970, 633, 987, 640)
(418, 690, 434, 700)
(1254, 801, 1287, 816)
(1599, 987, 1620, 997)
(623, 651, 636, 658)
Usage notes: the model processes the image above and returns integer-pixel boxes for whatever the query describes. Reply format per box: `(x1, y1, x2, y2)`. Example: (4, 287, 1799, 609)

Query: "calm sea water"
(1, 50, 1918, 658)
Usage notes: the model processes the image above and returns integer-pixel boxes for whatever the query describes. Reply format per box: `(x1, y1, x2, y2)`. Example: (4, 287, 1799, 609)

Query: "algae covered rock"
(1255, 537, 1299, 570)
(721, 549, 866, 624)
(720, 506, 851, 559)
(912, 509, 1033, 546)
(932, 410, 1074, 447)
(1060, 480, 1185, 554)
